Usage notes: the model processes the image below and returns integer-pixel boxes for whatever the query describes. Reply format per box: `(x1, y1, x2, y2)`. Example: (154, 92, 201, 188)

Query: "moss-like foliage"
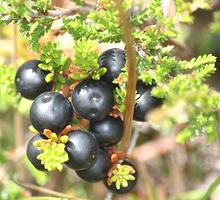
(108, 164, 136, 190)
(34, 133, 69, 171)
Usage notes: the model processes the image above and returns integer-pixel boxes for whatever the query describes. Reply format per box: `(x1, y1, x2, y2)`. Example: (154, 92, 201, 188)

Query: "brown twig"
(104, 2, 137, 199)
(1, 5, 94, 22)
(36, 6, 92, 19)
(114, 0, 137, 152)
(15, 179, 86, 200)
(136, 161, 154, 200)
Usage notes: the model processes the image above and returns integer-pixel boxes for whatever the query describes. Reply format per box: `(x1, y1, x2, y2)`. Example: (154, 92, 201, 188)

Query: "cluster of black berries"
(15, 48, 162, 194)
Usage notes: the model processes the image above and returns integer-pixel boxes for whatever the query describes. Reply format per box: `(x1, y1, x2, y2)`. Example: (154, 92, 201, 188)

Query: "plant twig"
(104, 192, 113, 200)
(201, 175, 220, 200)
(35, 6, 92, 19)
(14, 179, 87, 200)
(136, 161, 154, 200)
(1, 5, 94, 22)
(127, 127, 140, 155)
(114, 0, 137, 152)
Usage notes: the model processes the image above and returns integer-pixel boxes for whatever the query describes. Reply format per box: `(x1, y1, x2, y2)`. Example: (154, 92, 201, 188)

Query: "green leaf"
(73, 38, 99, 72)
(39, 42, 70, 90)
(33, 0, 53, 12)
(29, 18, 53, 51)
(57, 75, 66, 84)
(96, 67, 107, 76)
(28, 125, 39, 134)
(176, 128, 194, 144)
(63, 57, 72, 70)
(116, 180, 121, 190)
(92, 73, 100, 80)
(45, 72, 54, 83)
(71, 72, 89, 80)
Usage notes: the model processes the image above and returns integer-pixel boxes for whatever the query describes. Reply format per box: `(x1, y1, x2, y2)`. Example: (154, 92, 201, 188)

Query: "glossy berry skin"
(134, 81, 163, 122)
(65, 130, 99, 170)
(89, 116, 124, 147)
(26, 134, 46, 171)
(71, 79, 114, 121)
(30, 92, 73, 133)
(15, 60, 53, 100)
(98, 48, 125, 82)
(76, 150, 111, 182)
(103, 160, 138, 194)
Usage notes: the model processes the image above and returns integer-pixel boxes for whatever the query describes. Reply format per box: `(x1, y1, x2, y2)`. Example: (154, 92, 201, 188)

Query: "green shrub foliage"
(0, 0, 219, 144)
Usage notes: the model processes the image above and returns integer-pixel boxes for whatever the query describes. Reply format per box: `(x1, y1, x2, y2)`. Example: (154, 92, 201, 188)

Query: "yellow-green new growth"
(33, 134, 69, 172)
(108, 164, 136, 190)
(28, 125, 39, 134)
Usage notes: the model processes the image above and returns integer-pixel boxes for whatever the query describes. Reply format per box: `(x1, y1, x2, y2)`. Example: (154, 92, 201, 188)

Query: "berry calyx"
(29, 92, 73, 133)
(15, 60, 53, 100)
(110, 152, 130, 164)
(103, 160, 138, 194)
(71, 79, 114, 121)
(65, 130, 99, 170)
(33, 131, 69, 171)
(89, 116, 124, 147)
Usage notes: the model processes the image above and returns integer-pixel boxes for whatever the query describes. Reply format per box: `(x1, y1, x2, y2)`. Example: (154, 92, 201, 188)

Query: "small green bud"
(45, 72, 54, 83)
(116, 180, 121, 190)
(96, 67, 107, 76)
(57, 163, 63, 171)
(92, 73, 100, 80)
(28, 125, 38, 134)
(45, 58, 52, 63)
(50, 133, 58, 142)
(71, 72, 89, 80)
(33, 140, 41, 147)
(121, 180, 128, 188)
(60, 135, 69, 144)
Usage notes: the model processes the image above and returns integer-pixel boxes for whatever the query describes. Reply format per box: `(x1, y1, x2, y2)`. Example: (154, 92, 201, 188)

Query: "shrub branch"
(114, 0, 137, 151)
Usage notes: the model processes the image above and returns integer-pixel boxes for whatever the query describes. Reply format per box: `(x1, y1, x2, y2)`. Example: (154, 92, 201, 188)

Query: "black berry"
(103, 160, 138, 194)
(98, 48, 125, 82)
(15, 60, 53, 100)
(76, 150, 111, 182)
(71, 79, 114, 121)
(134, 81, 163, 122)
(65, 130, 99, 170)
(30, 92, 73, 133)
(26, 134, 46, 171)
(89, 116, 124, 147)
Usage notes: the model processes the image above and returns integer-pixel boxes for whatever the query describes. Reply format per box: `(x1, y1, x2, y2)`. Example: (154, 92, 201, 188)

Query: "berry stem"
(43, 129, 53, 138)
(60, 124, 74, 136)
(114, 0, 137, 151)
